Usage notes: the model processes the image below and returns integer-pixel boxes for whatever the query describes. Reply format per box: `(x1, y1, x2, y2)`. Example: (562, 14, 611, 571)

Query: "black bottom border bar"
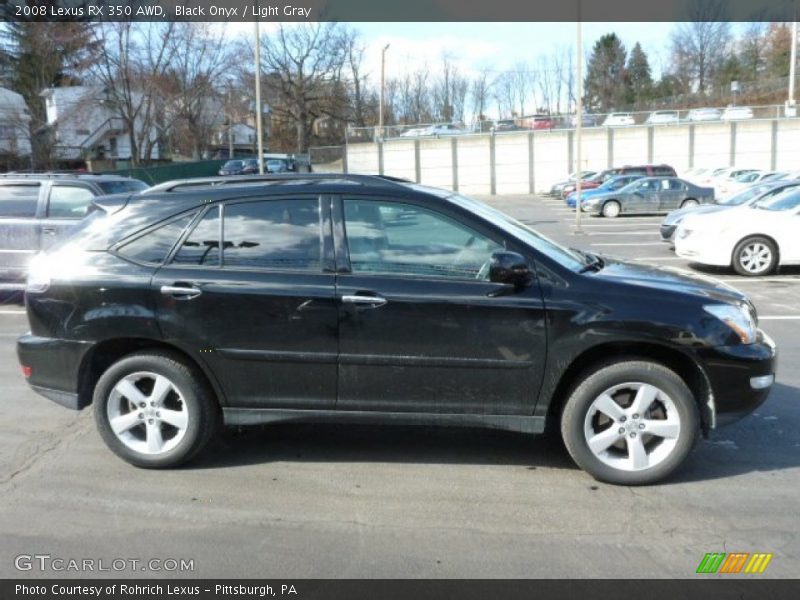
(4, 579, 800, 600)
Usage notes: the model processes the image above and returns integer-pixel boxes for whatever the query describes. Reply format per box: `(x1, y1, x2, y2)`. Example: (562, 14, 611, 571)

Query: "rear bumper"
(699, 330, 777, 427)
(17, 333, 93, 410)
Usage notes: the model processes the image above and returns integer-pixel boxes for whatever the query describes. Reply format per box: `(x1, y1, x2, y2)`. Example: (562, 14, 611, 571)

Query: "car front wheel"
(561, 360, 699, 485)
(93, 351, 219, 468)
(602, 200, 621, 218)
(732, 236, 778, 276)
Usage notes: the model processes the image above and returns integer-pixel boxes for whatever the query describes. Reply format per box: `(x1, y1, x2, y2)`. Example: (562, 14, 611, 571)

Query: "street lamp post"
(254, 21, 265, 174)
(575, 19, 583, 233)
(789, 20, 798, 117)
(378, 44, 390, 140)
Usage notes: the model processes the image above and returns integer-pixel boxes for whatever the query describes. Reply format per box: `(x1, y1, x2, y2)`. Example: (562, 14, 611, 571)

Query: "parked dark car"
(0, 172, 148, 284)
(548, 171, 597, 196)
(581, 176, 714, 217)
(218, 160, 248, 176)
(660, 180, 800, 242)
(17, 175, 775, 485)
(561, 165, 678, 198)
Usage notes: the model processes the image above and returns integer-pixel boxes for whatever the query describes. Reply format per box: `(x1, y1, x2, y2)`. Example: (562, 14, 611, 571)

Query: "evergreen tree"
(583, 33, 627, 112)
(625, 42, 653, 107)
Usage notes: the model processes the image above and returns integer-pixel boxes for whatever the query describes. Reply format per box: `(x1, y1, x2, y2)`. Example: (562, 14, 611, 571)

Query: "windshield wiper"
(578, 251, 605, 273)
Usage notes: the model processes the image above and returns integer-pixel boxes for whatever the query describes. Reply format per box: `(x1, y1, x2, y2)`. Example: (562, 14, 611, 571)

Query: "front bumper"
(674, 235, 732, 266)
(17, 333, 93, 410)
(699, 329, 777, 427)
(581, 202, 602, 215)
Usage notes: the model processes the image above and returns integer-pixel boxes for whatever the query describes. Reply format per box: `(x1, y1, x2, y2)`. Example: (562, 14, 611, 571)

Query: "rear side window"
(173, 207, 221, 267)
(0, 184, 39, 217)
(117, 212, 197, 265)
(48, 185, 95, 218)
(223, 199, 321, 271)
(624, 168, 648, 176)
(654, 166, 676, 176)
(96, 180, 149, 194)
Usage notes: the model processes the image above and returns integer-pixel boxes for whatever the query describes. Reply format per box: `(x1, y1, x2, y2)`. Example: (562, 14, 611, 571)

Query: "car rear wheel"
(733, 236, 778, 276)
(560, 360, 699, 485)
(681, 198, 699, 209)
(93, 351, 219, 468)
(602, 201, 621, 218)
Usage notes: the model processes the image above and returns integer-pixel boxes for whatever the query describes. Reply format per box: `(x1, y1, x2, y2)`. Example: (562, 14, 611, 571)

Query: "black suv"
(16, 175, 776, 484)
(0, 172, 149, 284)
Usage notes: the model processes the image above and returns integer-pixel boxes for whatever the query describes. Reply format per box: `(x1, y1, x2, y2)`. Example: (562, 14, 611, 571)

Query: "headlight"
(704, 303, 757, 344)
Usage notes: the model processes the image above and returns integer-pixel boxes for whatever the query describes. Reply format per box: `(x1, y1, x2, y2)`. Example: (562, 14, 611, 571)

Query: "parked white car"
(675, 187, 800, 275)
(718, 170, 780, 198)
(602, 113, 635, 127)
(721, 106, 754, 121)
(687, 108, 722, 122)
(702, 167, 759, 196)
(401, 124, 463, 137)
(646, 110, 679, 125)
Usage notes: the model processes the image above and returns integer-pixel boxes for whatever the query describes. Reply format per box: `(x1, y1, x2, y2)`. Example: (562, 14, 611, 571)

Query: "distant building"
(0, 86, 32, 156)
(39, 86, 159, 163)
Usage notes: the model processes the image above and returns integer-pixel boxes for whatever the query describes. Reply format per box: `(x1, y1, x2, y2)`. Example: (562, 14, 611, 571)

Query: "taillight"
(21, 366, 32, 378)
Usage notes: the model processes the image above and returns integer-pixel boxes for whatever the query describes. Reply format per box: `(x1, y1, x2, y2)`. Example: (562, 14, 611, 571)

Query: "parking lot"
(0, 194, 798, 579)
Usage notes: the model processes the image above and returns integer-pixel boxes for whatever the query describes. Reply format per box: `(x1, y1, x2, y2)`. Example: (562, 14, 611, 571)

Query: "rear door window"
(116, 212, 197, 265)
(0, 184, 40, 218)
(222, 198, 322, 271)
(47, 185, 96, 219)
(172, 207, 222, 267)
(653, 166, 676, 176)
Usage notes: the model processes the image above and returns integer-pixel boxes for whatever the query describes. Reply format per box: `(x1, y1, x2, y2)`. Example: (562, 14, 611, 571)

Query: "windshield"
(755, 189, 800, 211)
(446, 192, 586, 271)
(223, 160, 243, 169)
(97, 179, 149, 194)
(721, 184, 775, 206)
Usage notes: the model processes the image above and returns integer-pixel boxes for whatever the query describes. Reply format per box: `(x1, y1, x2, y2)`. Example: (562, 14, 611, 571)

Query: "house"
(39, 86, 159, 164)
(208, 122, 257, 158)
(0, 86, 32, 156)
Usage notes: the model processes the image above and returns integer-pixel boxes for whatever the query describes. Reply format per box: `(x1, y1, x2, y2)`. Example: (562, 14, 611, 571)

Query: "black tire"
(93, 351, 219, 468)
(681, 198, 699, 209)
(560, 360, 699, 485)
(732, 236, 778, 277)
(601, 200, 621, 218)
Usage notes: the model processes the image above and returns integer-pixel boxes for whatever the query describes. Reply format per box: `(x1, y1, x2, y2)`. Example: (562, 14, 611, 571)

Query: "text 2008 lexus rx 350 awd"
(17, 175, 777, 485)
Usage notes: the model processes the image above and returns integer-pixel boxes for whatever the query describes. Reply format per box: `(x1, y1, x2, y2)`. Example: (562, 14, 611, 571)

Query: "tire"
(602, 200, 621, 218)
(93, 351, 219, 468)
(681, 198, 699, 209)
(732, 236, 778, 277)
(560, 360, 699, 485)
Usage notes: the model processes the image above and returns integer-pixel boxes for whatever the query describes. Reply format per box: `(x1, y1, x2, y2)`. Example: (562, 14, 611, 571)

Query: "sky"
(224, 21, 680, 81)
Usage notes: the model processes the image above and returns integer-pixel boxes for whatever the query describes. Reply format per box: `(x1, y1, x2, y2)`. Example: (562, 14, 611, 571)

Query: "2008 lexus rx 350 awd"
(17, 175, 777, 485)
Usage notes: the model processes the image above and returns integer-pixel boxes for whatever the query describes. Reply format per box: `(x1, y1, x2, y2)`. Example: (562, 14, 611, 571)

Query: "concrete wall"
(346, 118, 799, 194)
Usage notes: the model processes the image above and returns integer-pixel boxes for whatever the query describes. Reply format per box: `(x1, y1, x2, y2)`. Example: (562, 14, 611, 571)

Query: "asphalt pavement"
(0, 196, 798, 579)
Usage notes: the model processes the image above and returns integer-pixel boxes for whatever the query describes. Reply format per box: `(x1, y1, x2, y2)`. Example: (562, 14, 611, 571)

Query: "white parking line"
(586, 231, 662, 236)
(759, 316, 800, 320)
(719, 277, 800, 283)
(0, 310, 25, 315)
(591, 242, 665, 246)
(634, 257, 685, 261)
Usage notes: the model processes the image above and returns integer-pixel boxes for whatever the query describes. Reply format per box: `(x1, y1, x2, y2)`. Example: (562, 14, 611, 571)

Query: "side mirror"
(489, 251, 532, 288)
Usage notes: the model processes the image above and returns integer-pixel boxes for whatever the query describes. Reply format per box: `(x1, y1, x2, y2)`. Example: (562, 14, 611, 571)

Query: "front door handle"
(42, 227, 57, 235)
(341, 294, 387, 308)
(160, 285, 202, 300)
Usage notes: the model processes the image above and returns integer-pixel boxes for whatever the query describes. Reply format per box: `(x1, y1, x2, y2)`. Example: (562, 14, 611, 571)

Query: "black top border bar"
(1, 0, 799, 22)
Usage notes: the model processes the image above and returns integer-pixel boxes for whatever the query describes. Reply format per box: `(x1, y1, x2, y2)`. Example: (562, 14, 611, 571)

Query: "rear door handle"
(341, 294, 387, 307)
(42, 227, 56, 235)
(160, 285, 202, 299)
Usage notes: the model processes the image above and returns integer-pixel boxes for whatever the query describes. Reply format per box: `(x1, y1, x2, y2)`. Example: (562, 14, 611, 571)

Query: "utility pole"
(789, 19, 798, 116)
(228, 86, 234, 159)
(575, 17, 583, 233)
(254, 21, 265, 174)
(378, 44, 390, 140)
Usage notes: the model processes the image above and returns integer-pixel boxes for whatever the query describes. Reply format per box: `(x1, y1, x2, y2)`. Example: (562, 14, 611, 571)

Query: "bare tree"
(668, 0, 731, 95)
(90, 22, 178, 165)
(345, 32, 369, 127)
(469, 68, 493, 124)
(259, 23, 352, 152)
(510, 61, 532, 116)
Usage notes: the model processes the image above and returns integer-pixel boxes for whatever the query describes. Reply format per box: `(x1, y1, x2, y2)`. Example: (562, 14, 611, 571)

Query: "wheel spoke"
(587, 427, 623, 454)
(115, 379, 148, 406)
(159, 408, 188, 430)
(145, 421, 164, 453)
(643, 418, 680, 439)
(630, 384, 659, 416)
(627, 435, 649, 469)
(110, 411, 141, 435)
(592, 393, 626, 421)
(150, 374, 174, 406)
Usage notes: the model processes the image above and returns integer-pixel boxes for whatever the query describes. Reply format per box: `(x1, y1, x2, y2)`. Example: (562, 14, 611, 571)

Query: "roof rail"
(0, 171, 105, 179)
(142, 173, 412, 194)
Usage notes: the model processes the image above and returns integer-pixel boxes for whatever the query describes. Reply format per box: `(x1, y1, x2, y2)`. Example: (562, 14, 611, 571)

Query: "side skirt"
(223, 408, 546, 435)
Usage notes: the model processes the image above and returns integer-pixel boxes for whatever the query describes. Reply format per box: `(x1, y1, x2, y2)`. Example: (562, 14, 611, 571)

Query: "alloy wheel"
(106, 371, 188, 455)
(739, 243, 772, 274)
(583, 382, 681, 472)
